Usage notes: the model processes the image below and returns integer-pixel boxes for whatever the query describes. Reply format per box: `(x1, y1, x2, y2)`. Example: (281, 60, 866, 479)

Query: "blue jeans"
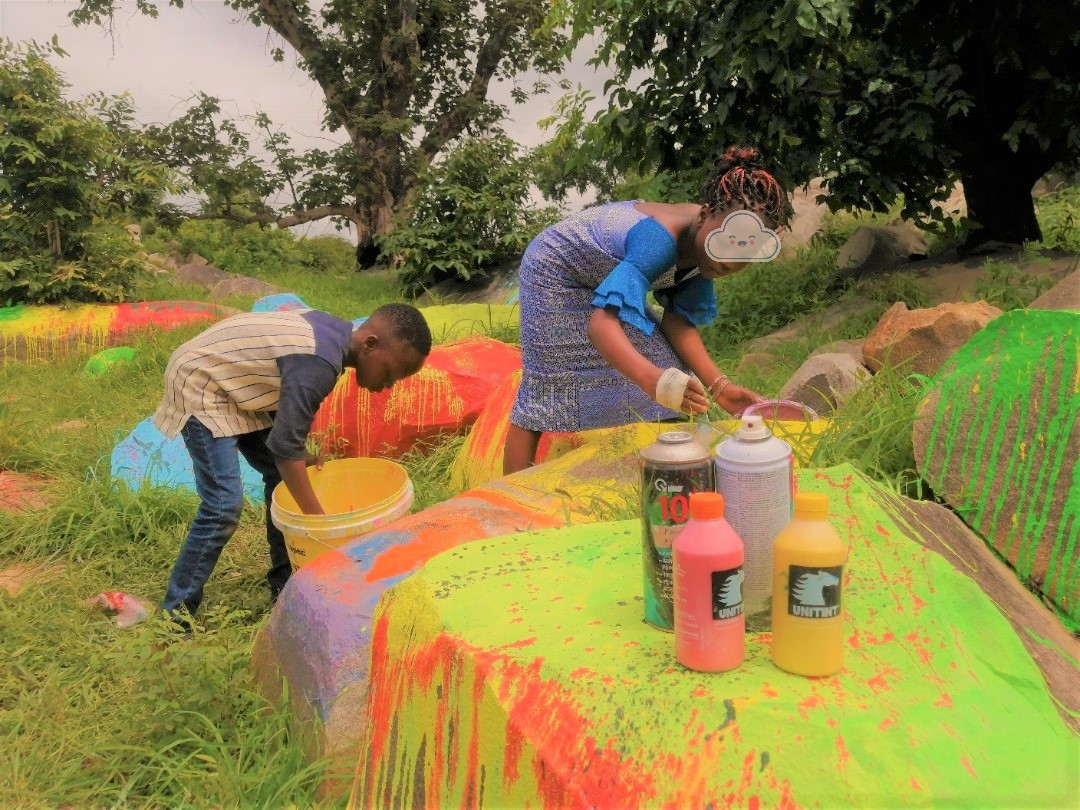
(163, 417, 291, 616)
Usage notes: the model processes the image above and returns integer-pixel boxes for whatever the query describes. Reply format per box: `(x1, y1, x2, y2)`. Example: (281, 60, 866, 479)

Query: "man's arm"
(275, 456, 325, 515)
(267, 354, 340, 515)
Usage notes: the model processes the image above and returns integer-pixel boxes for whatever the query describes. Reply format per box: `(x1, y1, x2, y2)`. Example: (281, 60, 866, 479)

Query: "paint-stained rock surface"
(0, 301, 232, 364)
(311, 335, 520, 459)
(914, 308, 1079, 625)
(253, 420, 825, 767)
(449, 372, 829, 492)
(352, 466, 1078, 808)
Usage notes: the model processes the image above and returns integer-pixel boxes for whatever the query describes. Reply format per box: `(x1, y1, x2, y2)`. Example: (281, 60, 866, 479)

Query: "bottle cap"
(734, 413, 770, 441)
(689, 491, 725, 520)
(794, 492, 829, 518)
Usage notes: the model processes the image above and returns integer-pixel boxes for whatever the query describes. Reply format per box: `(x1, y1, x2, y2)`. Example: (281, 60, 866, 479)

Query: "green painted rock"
(83, 346, 136, 377)
(354, 465, 1077, 808)
(914, 308, 1079, 627)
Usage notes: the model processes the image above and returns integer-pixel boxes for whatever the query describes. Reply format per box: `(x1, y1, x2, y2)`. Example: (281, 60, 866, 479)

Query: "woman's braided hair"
(701, 146, 791, 227)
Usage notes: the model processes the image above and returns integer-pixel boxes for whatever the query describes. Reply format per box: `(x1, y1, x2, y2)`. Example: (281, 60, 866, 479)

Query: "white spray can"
(714, 413, 793, 631)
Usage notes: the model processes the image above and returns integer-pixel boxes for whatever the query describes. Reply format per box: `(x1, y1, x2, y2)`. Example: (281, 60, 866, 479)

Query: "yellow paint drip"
(383, 367, 464, 429)
(1, 305, 116, 363)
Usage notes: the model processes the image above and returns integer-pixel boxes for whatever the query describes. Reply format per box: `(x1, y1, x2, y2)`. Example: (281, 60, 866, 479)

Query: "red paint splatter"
(934, 692, 953, 708)
(835, 735, 850, 766)
(961, 756, 977, 778)
(910, 778, 922, 791)
(879, 717, 897, 732)
(875, 522, 890, 537)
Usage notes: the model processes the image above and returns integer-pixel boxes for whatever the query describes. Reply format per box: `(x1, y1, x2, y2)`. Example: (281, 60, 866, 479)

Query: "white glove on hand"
(655, 367, 691, 412)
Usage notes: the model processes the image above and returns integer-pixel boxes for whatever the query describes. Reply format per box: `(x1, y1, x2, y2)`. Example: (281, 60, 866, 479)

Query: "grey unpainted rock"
(186, 254, 210, 267)
(809, 339, 865, 366)
(835, 225, 928, 278)
(175, 262, 232, 289)
(862, 300, 1002, 378)
(747, 299, 875, 352)
(1030, 269, 1080, 311)
(778, 352, 870, 415)
(210, 276, 280, 301)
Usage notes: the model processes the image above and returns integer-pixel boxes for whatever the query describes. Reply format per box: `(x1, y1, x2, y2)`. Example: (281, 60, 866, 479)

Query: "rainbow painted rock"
(914, 308, 1080, 625)
(352, 466, 1078, 808)
(0, 301, 232, 364)
(253, 421, 826, 763)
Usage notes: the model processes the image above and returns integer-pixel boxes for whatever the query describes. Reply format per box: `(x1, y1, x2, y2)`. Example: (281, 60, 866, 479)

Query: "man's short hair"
(370, 303, 432, 357)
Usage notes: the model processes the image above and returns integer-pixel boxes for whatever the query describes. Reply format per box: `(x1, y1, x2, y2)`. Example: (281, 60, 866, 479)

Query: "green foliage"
(809, 365, 930, 498)
(557, 0, 1080, 245)
(1035, 185, 1080, 253)
(378, 135, 561, 296)
(69, 0, 569, 257)
(0, 39, 174, 305)
(141, 220, 392, 317)
(974, 259, 1055, 312)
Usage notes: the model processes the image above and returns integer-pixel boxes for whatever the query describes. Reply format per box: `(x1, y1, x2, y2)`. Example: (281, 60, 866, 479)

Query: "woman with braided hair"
(504, 146, 791, 474)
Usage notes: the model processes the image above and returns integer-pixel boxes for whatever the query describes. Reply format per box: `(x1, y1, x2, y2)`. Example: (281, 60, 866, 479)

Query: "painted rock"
(914, 307, 1080, 624)
(353, 467, 1077, 808)
(311, 335, 521, 459)
(0, 301, 232, 364)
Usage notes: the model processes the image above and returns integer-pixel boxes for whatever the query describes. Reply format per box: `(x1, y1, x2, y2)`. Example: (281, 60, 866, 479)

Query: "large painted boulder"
(310, 335, 520, 459)
(914, 308, 1079, 625)
(0, 301, 232, 364)
(253, 420, 827, 765)
(353, 466, 1079, 808)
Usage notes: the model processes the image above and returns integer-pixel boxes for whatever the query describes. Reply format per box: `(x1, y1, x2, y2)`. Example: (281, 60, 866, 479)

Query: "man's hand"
(304, 451, 325, 471)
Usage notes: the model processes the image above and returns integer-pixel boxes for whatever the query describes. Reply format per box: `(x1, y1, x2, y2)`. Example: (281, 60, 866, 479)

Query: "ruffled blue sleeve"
(591, 217, 676, 336)
(656, 273, 718, 326)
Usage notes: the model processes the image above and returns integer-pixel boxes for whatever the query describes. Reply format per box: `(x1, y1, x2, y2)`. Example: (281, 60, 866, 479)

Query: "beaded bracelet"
(708, 375, 733, 399)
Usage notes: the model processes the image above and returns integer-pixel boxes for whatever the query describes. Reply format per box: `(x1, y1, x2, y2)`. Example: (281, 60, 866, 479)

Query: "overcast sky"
(0, 1, 608, 236)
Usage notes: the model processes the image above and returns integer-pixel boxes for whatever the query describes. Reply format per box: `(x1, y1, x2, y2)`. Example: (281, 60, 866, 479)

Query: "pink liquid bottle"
(673, 492, 745, 672)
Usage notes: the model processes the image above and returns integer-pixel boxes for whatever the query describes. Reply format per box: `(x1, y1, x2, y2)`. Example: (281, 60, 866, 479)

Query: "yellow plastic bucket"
(270, 457, 414, 569)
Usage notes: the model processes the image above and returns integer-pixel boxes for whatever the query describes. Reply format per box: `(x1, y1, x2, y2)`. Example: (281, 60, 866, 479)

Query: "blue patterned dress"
(511, 202, 717, 432)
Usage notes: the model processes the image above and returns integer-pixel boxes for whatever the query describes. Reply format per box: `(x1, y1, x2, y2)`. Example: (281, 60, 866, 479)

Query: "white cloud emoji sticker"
(704, 210, 781, 263)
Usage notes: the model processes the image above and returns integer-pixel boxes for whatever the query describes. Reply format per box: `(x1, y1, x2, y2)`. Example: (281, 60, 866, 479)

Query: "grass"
(2, 192, 1076, 805)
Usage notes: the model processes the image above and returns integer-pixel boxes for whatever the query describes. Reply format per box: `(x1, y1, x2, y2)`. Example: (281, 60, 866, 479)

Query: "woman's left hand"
(712, 383, 764, 416)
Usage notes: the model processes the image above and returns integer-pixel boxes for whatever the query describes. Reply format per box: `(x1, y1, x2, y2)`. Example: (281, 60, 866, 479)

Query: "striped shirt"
(152, 310, 353, 457)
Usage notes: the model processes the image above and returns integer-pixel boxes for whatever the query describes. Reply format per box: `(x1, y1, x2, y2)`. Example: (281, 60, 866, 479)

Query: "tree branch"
(255, 0, 355, 139)
(188, 205, 359, 228)
(417, 22, 515, 163)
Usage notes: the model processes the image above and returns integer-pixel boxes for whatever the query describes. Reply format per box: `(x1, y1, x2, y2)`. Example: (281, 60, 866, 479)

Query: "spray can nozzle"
(735, 414, 771, 441)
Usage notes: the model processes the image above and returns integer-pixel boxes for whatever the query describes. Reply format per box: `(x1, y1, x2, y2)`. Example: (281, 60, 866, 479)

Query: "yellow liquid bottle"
(771, 492, 848, 676)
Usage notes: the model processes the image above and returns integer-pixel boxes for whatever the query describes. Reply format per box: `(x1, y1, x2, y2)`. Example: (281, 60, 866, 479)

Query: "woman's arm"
(659, 310, 764, 415)
(587, 307, 709, 415)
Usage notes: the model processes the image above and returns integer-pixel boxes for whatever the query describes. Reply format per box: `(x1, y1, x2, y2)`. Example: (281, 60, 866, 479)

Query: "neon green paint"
(1010, 334, 1057, 567)
(359, 464, 1078, 808)
(920, 309, 1079, 622)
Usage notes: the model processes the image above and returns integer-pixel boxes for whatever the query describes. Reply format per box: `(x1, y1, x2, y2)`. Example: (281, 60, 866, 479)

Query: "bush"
(378, 134, 561, 296)
(0, 39, 172, 304)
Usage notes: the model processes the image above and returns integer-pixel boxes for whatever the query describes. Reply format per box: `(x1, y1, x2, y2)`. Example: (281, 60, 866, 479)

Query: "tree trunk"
(959, 144, 1046, 252)
(353, 200, 399, 269)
